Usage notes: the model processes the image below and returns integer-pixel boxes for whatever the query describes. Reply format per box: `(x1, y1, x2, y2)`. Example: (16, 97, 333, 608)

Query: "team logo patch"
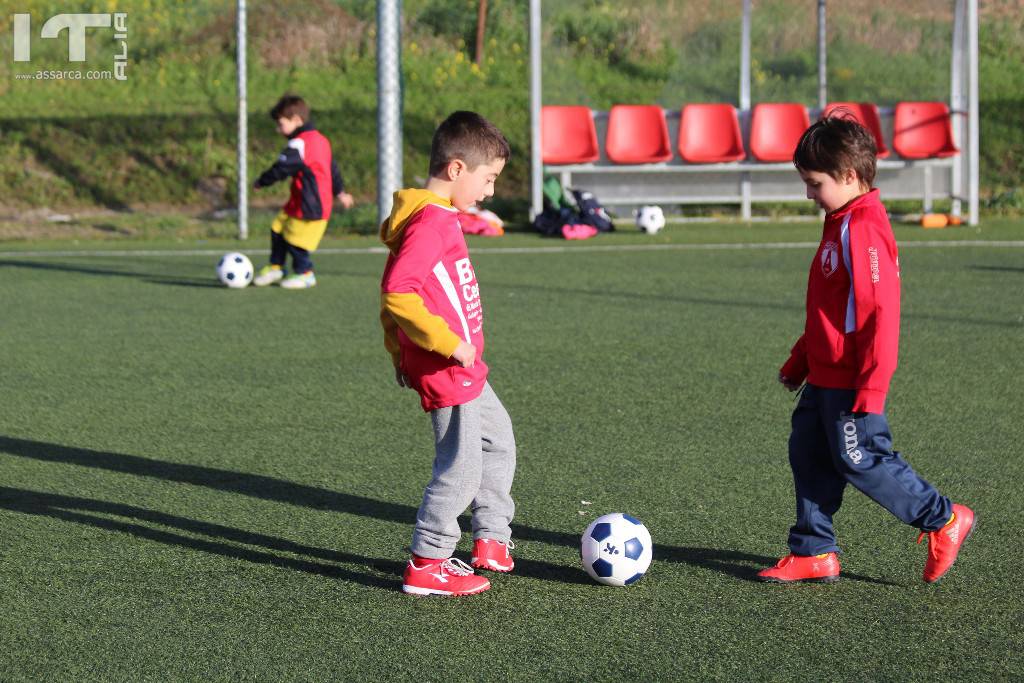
(841, 417, 864, 465)
(821, 241, 840, 278)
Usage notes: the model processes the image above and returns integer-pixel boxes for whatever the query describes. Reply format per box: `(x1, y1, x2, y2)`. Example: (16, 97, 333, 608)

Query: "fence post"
(377, 0, 403, 226)
(529, 0, 542, 221)
(236, 0, 248, 240)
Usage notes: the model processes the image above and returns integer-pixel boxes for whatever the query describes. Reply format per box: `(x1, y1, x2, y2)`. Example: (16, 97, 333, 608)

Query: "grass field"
(1, 221, 1023, 681)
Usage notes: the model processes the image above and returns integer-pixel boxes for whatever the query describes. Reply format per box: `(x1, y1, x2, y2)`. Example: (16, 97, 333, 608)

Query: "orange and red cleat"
(919, 503, 975, 583)
(757, 552, 841, 583)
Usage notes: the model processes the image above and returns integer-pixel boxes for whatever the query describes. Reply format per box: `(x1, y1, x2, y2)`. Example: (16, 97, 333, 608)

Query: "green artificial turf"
(1, 222, 1022, 681)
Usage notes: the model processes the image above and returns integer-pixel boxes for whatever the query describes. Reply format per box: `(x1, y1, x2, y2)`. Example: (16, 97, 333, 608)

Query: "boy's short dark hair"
(429, 111, 511, 177)
(794, 113, 877, 187)
(270, 94, 310, 122)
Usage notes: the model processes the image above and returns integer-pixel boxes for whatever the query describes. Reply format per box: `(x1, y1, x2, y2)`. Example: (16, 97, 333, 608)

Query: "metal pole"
(967, 0, 979, 225)
(529, 0, 542, 220)
(817, 0, 827, 110)
(236, 0, 248, 240)
(740, 0, 751, 111)
(377, 0, 403, 226)
(739, 0, 752, 222)
(951, 0, 965, 218)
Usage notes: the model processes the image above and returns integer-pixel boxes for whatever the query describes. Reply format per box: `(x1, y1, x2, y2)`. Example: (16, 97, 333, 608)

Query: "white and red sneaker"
(470, 538, 515, 573)
(401, 557, 491, 596)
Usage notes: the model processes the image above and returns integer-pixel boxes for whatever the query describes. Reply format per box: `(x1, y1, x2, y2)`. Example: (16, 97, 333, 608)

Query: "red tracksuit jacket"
(780, 189, 900, 413)
(254, 122, 345, 221)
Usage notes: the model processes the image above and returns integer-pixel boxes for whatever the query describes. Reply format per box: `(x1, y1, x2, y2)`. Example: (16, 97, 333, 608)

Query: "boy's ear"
(842, 167, 859, 186)
(445, 159, 467, 181)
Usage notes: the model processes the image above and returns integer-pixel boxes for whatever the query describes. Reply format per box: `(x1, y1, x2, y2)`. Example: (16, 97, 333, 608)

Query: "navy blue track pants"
(270, 230, 313, 274)
(786, 384, 952, 556)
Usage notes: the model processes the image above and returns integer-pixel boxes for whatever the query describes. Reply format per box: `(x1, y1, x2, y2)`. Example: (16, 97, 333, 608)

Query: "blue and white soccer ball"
(581, 513, 653, 586)
(635, 205, 665, 235)
(216, 252, 253, 289)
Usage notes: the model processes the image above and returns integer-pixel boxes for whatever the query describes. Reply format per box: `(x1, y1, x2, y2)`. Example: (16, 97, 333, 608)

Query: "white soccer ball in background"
(635, 205, 666, 235)
(216, 252, 253, 288)
(581, 512, 654, 586)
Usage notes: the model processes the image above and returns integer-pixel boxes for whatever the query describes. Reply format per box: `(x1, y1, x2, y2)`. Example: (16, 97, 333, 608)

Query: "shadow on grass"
(969, 264, 1024, 274)
(0, 486, 403, 591)
(0, 257, 378, 288)
(1, 105, 443, 211)
(657, 545, 900, 586)
(491, 280, 1023, 329)
(0, 435, 896, 586)
(488, 279, 798, 313)
(0, 259, 221, 288)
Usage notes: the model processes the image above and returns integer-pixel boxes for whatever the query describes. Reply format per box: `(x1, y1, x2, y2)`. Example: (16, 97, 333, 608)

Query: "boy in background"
(252, 94, 354, 289)
(379, 111, 515, 596)
(759, 115, 975, 584)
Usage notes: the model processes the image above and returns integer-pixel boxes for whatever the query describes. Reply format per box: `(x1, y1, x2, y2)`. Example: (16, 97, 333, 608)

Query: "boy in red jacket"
(252, 94, 354, 289)
(379, 111, 514, 596)
(758, 115, 975, 584)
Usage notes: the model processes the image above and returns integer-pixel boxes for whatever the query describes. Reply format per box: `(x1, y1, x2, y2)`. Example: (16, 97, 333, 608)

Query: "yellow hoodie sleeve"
(380, 306, 403, 368)
(381, 292, 462, 364)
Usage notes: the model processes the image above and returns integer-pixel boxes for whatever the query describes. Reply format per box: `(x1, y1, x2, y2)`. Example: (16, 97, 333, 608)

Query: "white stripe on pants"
(411, 382, 517, 559)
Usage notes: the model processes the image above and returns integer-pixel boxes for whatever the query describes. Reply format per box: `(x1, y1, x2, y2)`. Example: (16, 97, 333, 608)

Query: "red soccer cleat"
(757, 552, 841, 583)
(919, 503, 976, 583)
(470, 538, 515, 573)
(402, 557, 491, 596)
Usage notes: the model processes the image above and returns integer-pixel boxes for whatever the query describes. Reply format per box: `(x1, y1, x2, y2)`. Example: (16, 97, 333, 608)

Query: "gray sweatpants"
(411, 382, 517, 559)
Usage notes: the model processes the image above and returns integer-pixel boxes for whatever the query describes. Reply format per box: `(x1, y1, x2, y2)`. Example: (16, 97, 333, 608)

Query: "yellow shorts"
(271, 211, 328, 252)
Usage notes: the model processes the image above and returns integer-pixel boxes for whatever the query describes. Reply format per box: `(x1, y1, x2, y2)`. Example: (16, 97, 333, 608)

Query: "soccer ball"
(635, 205, 665, 235)
(580, 513, 653, 586)
(216, 252, 253, 288)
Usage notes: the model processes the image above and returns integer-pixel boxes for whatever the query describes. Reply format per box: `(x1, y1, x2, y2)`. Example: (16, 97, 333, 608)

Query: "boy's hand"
(252, 181, 260, 191)
(779, 373, 801, 392)
(337, 192, 354, 209)
(395, 367, 411, 388)
(451, 341, 476, 368)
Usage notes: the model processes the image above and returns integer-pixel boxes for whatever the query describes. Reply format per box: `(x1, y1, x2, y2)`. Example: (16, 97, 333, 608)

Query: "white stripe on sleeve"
(840, 214, 856, 334)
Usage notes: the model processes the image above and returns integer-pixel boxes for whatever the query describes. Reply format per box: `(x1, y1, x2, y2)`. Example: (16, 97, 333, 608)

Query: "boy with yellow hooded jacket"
(379, 111, 515, 597)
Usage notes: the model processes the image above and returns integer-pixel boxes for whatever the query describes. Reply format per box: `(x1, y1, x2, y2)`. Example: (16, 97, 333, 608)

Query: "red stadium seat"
(541, 106, 600, 165)
(678, 104, 745, 163)
(892, 102, 959, 159)
(749, 103, 811, 162)
(824, 102, 890, 159)
(605, 105, 673, 164)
